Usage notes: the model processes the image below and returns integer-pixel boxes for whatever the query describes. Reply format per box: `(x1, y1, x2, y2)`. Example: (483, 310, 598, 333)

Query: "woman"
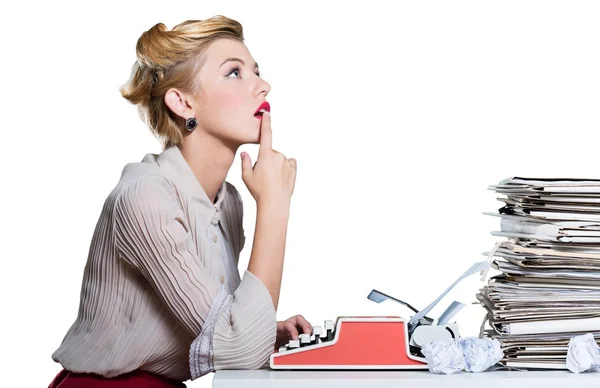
(48, 15, 312, 387)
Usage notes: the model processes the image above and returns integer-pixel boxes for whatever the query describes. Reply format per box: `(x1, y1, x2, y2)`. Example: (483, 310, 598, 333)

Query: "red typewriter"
(270, 261, 489, 370)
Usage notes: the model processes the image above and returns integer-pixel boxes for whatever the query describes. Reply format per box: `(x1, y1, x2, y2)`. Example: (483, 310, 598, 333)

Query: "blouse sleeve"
(113, 174, 276, 379)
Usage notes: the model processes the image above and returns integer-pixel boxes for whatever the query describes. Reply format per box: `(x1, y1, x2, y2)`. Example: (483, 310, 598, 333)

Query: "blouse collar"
(143, 145, 228, 214)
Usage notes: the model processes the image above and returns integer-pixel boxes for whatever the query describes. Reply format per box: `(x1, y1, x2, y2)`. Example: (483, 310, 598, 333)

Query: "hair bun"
(136, 23, 172, 69)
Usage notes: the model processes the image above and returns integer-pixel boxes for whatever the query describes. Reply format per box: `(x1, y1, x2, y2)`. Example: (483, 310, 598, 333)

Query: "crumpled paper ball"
(566, 333, 600, 374)
(458, 337, 504, 372)
(421, 339, 465, 374)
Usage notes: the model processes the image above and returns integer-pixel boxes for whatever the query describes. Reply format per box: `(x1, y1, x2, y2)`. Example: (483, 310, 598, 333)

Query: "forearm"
(247, 201, 290, 311)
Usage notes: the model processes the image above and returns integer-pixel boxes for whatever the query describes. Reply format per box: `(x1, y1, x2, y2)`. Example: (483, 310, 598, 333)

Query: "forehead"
(202, 38, 255, 68)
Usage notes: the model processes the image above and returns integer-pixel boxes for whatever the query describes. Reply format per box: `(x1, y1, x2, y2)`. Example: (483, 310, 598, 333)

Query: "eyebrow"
(220, 57, 259, 70)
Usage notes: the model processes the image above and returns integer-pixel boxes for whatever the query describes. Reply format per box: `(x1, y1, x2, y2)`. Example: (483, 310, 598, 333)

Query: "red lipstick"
(254, 101, 271, 118)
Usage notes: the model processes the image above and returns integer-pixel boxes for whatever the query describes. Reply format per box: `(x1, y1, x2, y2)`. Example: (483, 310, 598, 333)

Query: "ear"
(164, 88, 194, 120)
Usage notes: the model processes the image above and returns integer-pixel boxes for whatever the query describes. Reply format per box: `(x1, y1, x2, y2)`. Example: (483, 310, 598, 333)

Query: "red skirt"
(48, 369, 186, 388)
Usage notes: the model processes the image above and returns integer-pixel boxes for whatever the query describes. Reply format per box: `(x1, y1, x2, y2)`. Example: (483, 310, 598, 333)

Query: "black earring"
(185, 117, 198, 132)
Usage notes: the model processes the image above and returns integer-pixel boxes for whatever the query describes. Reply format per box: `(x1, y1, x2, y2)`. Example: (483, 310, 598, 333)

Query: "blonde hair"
(120, 16, 244, 149)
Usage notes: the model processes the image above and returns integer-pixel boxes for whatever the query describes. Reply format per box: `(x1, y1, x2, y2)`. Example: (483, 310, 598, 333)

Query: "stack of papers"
(477, 177, 600, 369)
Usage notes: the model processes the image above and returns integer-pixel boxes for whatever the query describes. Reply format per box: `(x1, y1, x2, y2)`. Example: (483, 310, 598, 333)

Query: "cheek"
(201, 89, 256, 139)
(211, 90, 255, 131)
(212, 90, 245, 112)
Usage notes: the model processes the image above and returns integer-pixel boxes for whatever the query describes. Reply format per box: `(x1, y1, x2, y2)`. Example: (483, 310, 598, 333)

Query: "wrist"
(257, 198, 291, 214)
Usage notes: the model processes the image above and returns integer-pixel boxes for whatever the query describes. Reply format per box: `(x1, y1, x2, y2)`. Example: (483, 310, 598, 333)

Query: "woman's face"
(190, 38, 271, 147)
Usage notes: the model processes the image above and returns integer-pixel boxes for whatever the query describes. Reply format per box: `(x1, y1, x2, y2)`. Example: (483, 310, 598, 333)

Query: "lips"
(254, 101, 270, 117)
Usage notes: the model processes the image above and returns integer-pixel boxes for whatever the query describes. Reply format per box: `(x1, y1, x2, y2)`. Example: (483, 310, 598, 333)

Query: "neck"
(177, 133, 237, 204)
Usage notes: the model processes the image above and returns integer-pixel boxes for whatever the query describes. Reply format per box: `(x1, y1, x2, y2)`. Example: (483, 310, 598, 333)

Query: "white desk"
(212, 369, 599, 388)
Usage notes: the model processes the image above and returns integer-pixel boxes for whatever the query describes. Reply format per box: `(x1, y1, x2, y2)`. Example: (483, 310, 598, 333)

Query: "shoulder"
(112, 163, 181, 216)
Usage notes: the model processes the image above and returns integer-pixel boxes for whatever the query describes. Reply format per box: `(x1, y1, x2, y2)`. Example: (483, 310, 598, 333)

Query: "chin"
(230, 131, 260, 147)
(245, 135, 261, 145)
(217, 123, 259, 147)
(244, 125, 262, 144)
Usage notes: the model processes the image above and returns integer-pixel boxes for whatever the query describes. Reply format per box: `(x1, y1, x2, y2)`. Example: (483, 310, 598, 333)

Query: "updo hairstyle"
(121, 16, 244, 148)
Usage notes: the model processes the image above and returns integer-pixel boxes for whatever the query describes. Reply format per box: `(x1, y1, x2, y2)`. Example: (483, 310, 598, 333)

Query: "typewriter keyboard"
(278, 319, 336, 352)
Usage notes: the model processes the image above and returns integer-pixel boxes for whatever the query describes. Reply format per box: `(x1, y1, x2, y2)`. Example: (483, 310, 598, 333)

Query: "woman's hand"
(240, 111, 297, 207)
(275, 314, 313, 349)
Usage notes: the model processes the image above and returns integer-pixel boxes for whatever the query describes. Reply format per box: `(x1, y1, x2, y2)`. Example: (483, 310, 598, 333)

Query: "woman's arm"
(113, 175, 276, 378)
(247, 201, 290, 311)
(240, 110, 297, 312)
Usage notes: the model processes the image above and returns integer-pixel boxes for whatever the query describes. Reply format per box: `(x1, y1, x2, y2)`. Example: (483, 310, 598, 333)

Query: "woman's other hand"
(274, 314, 313, 349)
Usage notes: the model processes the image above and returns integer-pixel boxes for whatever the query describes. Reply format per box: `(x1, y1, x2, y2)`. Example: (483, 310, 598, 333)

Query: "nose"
(254, 76, 271, 98)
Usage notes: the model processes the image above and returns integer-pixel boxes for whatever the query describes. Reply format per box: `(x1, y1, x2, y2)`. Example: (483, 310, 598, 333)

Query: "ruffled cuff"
(189, 285, 232, 379)
(212, 270, 277, 371)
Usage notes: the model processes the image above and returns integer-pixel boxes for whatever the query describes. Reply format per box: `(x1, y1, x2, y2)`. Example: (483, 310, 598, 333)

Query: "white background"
(2, 1, 599, 386)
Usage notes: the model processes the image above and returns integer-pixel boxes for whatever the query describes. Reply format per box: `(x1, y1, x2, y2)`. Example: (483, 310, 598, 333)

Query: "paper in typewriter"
(477, 177, 600, 369)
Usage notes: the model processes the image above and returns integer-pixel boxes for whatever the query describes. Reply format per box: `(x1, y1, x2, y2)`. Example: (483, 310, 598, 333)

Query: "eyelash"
(228, 66, 260, 79)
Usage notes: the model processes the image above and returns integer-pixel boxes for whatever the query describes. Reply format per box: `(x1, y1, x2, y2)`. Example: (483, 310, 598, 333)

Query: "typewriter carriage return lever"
(367, 288, 463, 357)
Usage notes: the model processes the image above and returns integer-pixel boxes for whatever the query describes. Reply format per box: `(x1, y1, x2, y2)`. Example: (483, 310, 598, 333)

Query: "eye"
(227, 66, 261, 79)
(227, 66, 241, 78)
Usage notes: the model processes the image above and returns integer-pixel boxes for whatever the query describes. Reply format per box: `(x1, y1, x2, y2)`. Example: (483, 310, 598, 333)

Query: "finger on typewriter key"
(300, 333, 311, 347)
(324, 320, 335, 341)
(288, 339, 300, 349)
